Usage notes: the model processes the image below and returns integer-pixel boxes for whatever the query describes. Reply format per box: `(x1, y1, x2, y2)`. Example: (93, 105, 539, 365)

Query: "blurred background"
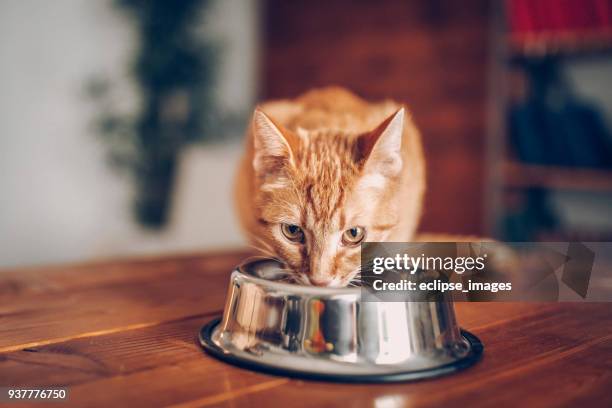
(1, 0, 611, 268)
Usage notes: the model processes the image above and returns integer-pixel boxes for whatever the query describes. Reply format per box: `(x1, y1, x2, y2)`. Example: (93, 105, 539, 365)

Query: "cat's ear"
(252, 109, 299, 177)
(356, 108, 404, 178)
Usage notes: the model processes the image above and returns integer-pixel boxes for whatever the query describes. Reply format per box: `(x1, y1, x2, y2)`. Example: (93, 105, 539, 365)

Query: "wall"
(262, 0, 490, 235)
(0, 0, 257, 268)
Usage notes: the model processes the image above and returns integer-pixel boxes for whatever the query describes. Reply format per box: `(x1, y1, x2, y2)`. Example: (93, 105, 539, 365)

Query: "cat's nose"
(309, 276, 333, 287)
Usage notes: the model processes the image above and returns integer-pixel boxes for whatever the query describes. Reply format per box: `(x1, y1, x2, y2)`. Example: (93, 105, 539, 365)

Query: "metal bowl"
(199, 259, 483, 383)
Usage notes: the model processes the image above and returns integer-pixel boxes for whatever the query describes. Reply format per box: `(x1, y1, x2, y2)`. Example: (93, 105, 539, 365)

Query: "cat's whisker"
(240, 255, 280, 265)
(252, 245, 275, 257)
(246, 240, 273, 253)
(245, 243, 277, 259)
(349, 274, 363, 283)
(246, 234, 276, 253)
(277, 275, 299, 284)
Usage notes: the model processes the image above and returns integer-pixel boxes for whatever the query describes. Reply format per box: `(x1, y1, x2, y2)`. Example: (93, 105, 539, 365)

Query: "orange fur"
(234, 87, 426, 286)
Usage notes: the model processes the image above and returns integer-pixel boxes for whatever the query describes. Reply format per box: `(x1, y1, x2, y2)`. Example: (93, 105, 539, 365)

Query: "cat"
(234, 86, 426, 287)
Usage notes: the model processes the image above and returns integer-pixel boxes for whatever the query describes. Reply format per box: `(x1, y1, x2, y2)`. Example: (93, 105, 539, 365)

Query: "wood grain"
(0, 250, 250, 351)
(1, 251, 611, 407)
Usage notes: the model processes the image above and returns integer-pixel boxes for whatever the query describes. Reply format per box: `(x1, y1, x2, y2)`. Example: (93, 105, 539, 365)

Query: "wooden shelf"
(503, 161, 612, 192)
(508, 30, 612, 60)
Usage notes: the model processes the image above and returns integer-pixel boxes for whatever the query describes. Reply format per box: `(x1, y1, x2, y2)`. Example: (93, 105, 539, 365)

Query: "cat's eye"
(281, 223, 305, 243)
(342, 226, 366, 246)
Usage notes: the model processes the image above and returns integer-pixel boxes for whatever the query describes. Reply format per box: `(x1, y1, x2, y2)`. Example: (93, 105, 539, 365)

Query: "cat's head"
(249, 108, 406, 287)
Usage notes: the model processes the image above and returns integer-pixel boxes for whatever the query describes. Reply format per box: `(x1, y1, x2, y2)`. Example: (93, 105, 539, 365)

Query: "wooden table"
(1, 250, 611, 407)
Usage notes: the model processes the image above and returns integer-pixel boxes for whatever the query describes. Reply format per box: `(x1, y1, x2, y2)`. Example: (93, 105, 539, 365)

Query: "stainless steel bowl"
(199, 259, 483, 382)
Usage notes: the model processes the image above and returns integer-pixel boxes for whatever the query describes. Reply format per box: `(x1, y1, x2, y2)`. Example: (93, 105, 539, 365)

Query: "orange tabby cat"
(234, 87, 425, 287)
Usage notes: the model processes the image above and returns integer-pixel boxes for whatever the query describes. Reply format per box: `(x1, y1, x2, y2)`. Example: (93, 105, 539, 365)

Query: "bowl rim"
(236, 259, 362, 296)
(199, 317, 484, 383)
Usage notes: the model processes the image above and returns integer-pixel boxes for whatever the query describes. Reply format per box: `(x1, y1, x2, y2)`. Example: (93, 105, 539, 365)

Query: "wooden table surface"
(1, 250, 612, 407)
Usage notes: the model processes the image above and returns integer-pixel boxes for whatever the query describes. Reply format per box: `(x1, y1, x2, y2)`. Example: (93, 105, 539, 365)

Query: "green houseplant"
(89, 0, 216, 228)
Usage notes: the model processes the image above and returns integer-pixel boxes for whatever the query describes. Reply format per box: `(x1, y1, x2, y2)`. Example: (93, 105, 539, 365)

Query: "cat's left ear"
(356, 108, 404, 178)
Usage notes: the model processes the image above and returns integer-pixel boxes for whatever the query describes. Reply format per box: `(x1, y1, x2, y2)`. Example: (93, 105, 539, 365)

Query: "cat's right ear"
(356, 108, 404, 178)
(252, 109, 299, 178)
